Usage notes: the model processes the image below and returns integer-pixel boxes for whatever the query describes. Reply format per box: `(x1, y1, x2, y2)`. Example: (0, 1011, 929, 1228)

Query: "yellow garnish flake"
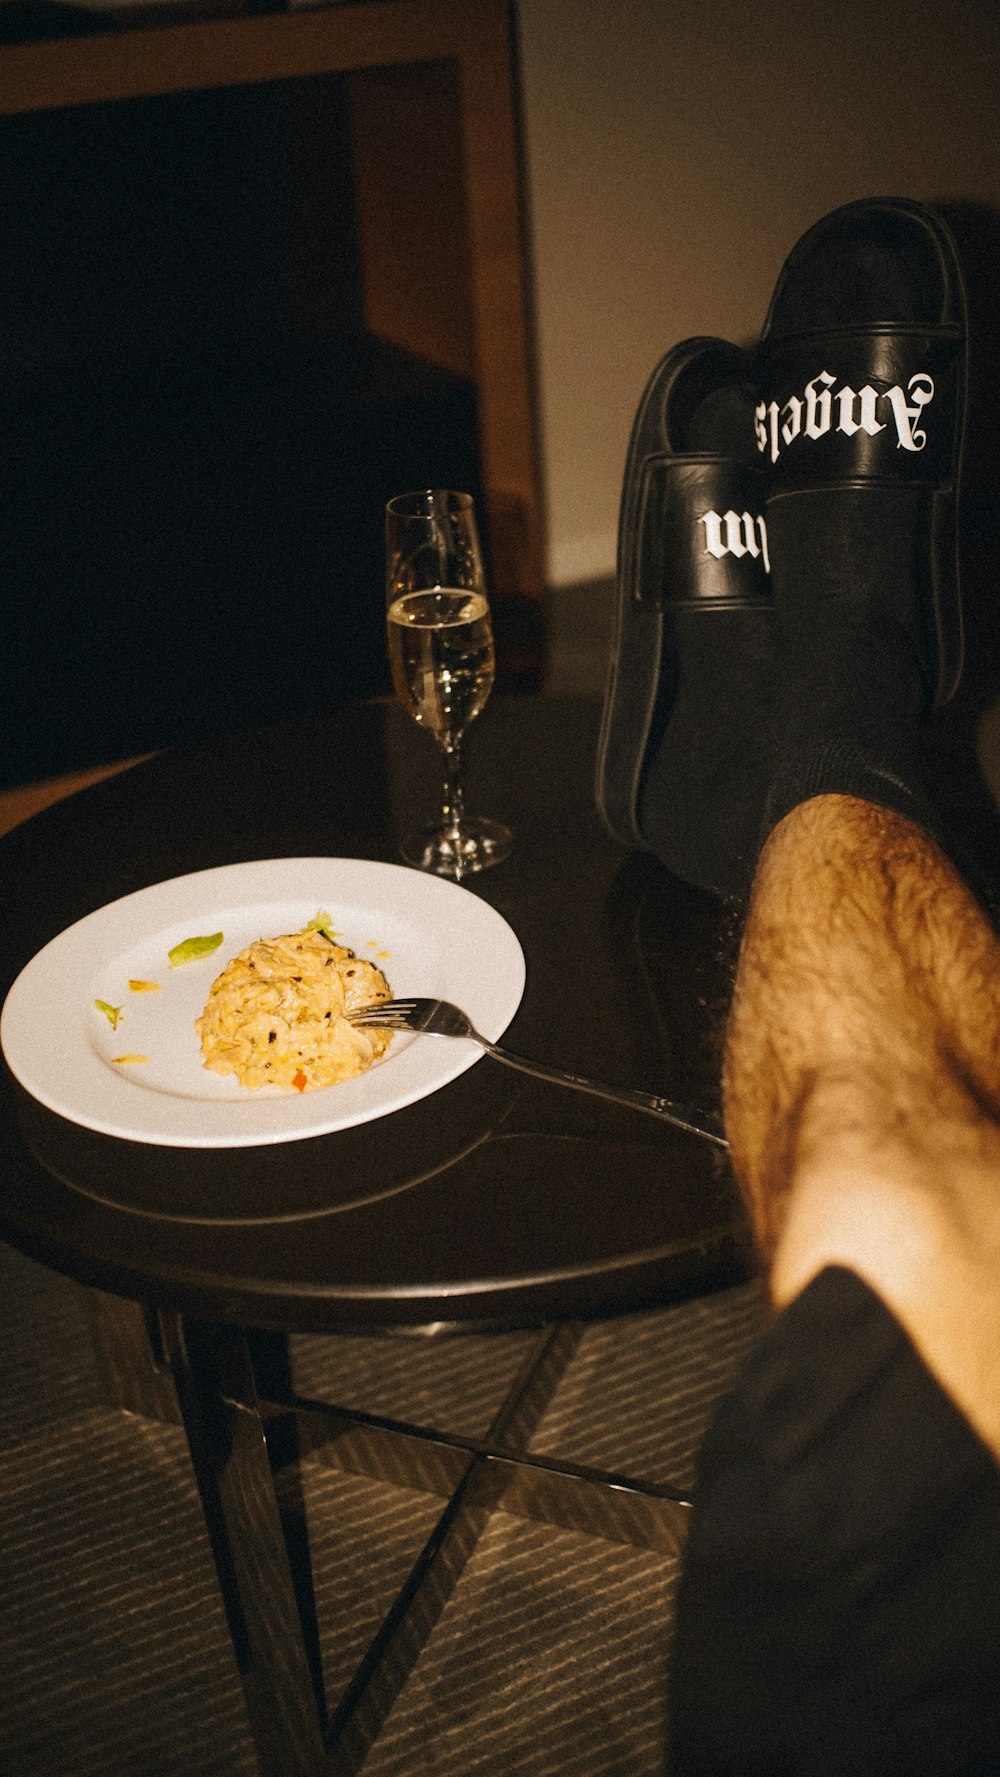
(112, 1053, 150, 1065)
(128, 979, 161, 993)
(95, 999, 122, 1029)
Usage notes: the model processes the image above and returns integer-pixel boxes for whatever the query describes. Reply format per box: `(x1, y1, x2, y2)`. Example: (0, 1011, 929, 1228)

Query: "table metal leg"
(162, 1314, 327, 1777)
(87, 1288, 182, 1424)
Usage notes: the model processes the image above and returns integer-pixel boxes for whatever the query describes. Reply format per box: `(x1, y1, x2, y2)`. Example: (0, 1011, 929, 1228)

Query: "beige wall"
(516, 0, 1000, 586)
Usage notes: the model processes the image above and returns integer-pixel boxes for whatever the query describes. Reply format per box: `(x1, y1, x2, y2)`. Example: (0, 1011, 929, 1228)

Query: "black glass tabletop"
(0, 694, 752, 1328)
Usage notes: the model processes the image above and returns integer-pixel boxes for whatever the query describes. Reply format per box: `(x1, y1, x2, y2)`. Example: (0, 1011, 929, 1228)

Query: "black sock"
(638, 603, 775, 898)
(760, 486, 944, 852)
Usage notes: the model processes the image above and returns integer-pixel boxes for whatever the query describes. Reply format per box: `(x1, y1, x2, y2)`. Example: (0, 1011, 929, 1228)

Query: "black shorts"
(667, 1266, 1000, 1776)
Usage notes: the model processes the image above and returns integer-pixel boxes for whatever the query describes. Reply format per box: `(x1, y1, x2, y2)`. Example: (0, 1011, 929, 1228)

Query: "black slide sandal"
(596, 337, 773, 899)
(757, 195, 968, 710)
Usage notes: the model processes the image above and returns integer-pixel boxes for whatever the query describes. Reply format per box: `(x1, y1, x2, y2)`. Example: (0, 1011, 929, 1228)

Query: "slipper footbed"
(764, 200, 960, 335)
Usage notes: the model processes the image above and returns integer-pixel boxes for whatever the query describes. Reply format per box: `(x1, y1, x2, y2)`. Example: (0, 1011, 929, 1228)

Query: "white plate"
(0, 858, 525, 1149)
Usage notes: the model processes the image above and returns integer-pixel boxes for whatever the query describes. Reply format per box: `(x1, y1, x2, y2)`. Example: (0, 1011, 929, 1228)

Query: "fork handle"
(480, 1040, 728, 1148)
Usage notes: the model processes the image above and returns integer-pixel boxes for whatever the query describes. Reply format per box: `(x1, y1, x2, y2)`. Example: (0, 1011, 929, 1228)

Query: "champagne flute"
(385, 489, 513, 878)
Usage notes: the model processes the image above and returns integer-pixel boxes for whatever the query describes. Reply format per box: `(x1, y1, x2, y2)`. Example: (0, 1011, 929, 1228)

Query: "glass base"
(399, 816, 513, 880)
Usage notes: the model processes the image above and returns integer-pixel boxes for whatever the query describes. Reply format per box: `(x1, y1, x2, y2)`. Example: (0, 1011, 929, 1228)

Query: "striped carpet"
(0, 1239, 766, 1776)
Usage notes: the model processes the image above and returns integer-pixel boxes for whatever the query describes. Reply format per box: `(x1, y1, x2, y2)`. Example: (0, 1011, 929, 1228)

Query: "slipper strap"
(757, 326, 964, 489)
(631, 455, 771, 609)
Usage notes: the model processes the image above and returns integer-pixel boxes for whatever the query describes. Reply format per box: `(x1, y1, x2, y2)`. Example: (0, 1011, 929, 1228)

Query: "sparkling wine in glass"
(385, 489, 513, 877)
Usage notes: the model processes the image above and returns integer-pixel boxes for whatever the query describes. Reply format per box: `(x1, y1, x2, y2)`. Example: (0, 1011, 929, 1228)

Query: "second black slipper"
(596, 337, 774, 900)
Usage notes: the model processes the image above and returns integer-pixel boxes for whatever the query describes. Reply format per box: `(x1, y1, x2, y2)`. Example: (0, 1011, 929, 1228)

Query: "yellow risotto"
(196, 927, 392, 1093)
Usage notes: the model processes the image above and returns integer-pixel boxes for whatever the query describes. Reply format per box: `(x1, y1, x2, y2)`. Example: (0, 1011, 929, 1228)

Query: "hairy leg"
(723, 792, 1000, 1459)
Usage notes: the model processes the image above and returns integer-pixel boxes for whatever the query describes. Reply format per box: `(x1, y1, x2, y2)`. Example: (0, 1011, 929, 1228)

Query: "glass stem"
(440, 738, 465, 834)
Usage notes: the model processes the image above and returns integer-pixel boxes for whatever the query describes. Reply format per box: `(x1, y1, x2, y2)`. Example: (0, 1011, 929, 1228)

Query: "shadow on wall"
(0, 335, 480, 790)
(0, 2, 117, 41)
(922, 201, 1000, 913)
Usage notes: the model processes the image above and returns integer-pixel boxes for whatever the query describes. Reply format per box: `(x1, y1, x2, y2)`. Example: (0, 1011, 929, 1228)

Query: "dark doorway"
(1, 72, 483, 788)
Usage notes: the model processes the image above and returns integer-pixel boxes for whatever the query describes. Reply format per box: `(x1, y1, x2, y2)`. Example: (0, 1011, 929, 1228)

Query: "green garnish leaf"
(95, 999, 122, 1029)
(168, 932, 224, 969)
(306, 910, 340, 943)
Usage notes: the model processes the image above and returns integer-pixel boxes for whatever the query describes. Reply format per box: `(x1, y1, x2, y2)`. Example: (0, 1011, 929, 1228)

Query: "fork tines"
(349, 998, 412, 1025)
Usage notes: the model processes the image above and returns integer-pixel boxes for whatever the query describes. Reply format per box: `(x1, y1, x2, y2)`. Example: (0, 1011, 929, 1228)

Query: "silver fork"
(349, 997, 727, 1148)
